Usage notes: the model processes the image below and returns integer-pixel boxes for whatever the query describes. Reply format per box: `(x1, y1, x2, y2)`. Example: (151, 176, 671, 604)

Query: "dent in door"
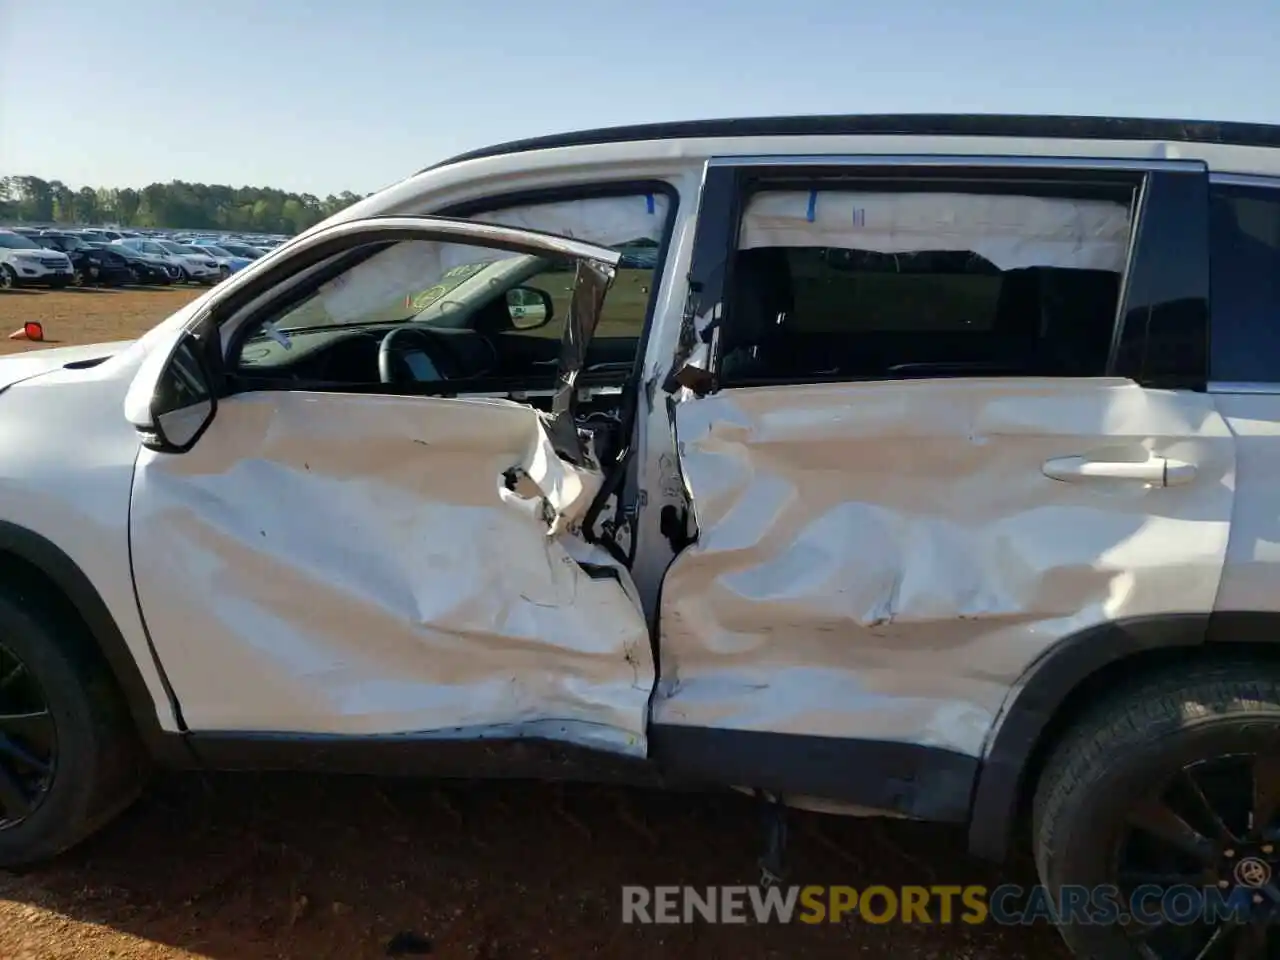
(656, 378, 1234, 757)
(130, 391, 655, 751)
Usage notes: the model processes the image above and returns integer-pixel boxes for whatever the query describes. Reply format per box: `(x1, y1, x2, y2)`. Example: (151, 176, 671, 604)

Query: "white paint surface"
(657, 378, 1234, 757)
(129, 391, 654, 750)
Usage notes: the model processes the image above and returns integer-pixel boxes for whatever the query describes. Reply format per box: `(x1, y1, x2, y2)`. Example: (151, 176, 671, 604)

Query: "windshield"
(200, 245, 233, 257)
(157, 241, 191, 255)
(222, 243, 259, 257)
(0, 233, 43, 250)
(55, 236, 87, 250)
(139, 242, 168, 256)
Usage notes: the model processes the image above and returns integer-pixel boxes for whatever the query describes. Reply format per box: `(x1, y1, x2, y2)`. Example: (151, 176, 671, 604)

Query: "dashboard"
(235, 324, 501, 384)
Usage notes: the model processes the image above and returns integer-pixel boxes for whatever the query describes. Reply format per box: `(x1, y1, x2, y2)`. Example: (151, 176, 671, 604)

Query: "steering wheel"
(378, 326, 445, 385)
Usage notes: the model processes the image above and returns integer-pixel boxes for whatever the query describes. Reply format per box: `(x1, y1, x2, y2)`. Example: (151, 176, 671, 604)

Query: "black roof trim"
(423, 114, 1280, 173)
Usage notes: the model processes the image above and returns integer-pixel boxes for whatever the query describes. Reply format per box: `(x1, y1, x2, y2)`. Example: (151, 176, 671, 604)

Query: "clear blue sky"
(1, 0, 1276, 197)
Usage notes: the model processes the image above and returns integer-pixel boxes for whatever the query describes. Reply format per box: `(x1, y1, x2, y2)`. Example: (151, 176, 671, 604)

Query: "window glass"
(470, 192, 669, 341)
(721, 189, 1132, 383)
(233, 237, 575, 386)
(1209, 183, 1280, 383)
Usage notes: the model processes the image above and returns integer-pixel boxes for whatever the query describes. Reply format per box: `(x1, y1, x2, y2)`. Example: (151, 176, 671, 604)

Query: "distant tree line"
(0, 175, 370, 234)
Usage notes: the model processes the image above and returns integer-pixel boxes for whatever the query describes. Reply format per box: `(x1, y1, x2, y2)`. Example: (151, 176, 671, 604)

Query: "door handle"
(1042, 456, 1197, 487)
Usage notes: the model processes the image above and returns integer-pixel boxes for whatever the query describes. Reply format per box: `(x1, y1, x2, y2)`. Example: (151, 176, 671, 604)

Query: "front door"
(125, 218, 655, 756)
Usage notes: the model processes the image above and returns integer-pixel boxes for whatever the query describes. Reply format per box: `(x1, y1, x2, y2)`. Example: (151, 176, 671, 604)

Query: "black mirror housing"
(146, 332, 217, 453)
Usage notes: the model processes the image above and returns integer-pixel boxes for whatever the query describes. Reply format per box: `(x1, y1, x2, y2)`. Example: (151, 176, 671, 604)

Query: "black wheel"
(0, 591, 143, 866)
(70, 268, 87, 288)
(0, 265, 14, 290)
(1034, 661, 1280, 959)
(218, 265, 230, 280)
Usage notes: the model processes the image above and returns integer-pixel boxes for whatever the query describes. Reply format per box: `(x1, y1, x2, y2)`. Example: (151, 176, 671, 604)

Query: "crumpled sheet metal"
(130, 391, 654, 751)
(655, 378, 1234, 757)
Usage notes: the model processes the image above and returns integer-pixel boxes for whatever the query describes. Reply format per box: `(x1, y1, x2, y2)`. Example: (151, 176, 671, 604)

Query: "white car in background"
(0, 230, 74, 289)
(115, 238, 219, 285)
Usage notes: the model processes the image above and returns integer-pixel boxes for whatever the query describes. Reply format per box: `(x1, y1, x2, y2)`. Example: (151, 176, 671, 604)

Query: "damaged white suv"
(3, 114, 1280, 958)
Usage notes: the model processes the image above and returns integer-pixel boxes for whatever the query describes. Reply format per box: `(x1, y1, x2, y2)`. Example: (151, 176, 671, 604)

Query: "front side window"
(719, 188, 1133, 384)
(232, 237, 579, 387)
(463, 192, 673, 366)
(1209, 182, 1280, 383)
(0, 233, 43, 250)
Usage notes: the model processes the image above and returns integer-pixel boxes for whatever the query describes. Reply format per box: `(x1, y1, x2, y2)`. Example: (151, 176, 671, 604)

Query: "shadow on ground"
(0, 773, 1070, 959)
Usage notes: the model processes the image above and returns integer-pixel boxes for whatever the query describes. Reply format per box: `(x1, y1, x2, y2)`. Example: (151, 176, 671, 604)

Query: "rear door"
(652, 157, 1233, 813)
(124, 217, 655, 755)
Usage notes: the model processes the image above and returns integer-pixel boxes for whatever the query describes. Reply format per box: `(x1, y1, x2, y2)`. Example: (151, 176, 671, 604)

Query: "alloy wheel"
(0, 641, 57, 830)
(71, 268, 86, 288)
(0, 266, 14, 291)
(1114, 753, 1280, 958)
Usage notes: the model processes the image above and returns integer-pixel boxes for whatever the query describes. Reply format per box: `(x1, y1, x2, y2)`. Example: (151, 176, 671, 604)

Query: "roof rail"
(422, 113, 1280, 173)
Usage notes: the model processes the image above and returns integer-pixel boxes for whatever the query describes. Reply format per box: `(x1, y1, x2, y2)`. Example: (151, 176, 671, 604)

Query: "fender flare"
(967, 613, 1211, 861)
(0, 519, 180, 758)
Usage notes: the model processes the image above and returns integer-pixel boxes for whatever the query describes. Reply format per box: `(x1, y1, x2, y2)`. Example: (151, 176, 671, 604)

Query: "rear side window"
(1209, 182, 1280, 383)
(720, 188, 1131, 383)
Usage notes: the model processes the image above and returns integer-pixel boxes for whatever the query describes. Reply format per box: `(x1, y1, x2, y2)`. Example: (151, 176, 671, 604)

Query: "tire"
(0, 265, 15, 290)
(0, 590, 144, 866)
(1033, 660, 1280, 959)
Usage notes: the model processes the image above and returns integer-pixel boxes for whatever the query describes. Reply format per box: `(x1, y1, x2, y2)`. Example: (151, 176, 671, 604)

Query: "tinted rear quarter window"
(1210, 183, 1280, 383)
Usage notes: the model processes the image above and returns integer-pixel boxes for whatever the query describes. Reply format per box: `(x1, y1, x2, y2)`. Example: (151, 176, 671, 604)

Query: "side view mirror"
(505, 286, 554, 330)
(146, 333, 217, 452)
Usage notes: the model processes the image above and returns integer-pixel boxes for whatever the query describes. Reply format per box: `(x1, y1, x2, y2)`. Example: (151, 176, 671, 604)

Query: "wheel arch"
(0, 519, 181, 759)
(967, 612, 1280, 861)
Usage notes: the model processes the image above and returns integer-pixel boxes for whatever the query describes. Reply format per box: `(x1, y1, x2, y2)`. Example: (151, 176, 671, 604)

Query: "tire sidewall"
(1038, 713, 1280, 957)
(0, 593, 131, 864)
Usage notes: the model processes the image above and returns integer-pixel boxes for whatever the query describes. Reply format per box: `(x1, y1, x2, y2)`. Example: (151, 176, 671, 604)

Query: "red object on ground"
(9, 321, 44, 341)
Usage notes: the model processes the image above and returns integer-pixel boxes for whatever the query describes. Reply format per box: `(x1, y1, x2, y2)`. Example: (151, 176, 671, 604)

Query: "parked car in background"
(184, 243, 252, 277)
(115, 238, 218, 284)
(35, 232, 136, 287)
(88, 243, 177, 284)
(0, 229, 73, 288)
(212, 240, 265, 260)
(152, 239, 221, 283)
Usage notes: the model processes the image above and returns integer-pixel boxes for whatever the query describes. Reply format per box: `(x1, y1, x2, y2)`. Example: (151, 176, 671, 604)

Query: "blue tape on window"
(646, 193, 655, 214)
(806, 190, 817, 222)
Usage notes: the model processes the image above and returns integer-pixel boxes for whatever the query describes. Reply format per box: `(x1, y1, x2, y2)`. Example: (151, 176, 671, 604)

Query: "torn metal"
(544, 258, 615, 465)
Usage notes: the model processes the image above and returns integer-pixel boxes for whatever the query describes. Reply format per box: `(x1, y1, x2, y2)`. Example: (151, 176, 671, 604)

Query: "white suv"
(0, 230, 74, 288)
(114, 238, 219, 284)
(2, 114, 1280, 959)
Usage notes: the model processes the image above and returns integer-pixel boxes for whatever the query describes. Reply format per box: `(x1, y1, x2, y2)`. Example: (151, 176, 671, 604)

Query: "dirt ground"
(0, 286, 1070, 959)
(0, 286, 201, 356)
